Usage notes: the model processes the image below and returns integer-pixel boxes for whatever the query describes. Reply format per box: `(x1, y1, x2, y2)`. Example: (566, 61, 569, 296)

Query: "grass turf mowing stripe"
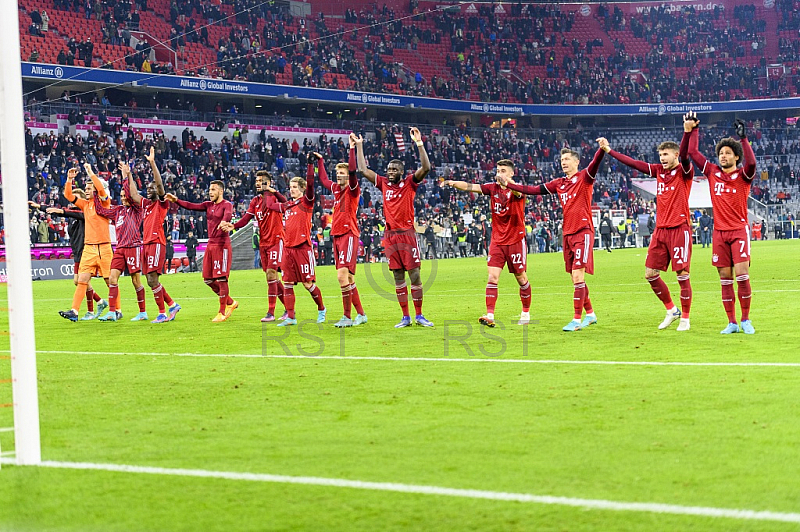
(17, 349, 800, 366)
(1, 459, 798, 524)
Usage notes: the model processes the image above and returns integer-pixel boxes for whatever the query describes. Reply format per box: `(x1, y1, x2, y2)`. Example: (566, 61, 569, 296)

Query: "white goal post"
(0, 0, 41, 465)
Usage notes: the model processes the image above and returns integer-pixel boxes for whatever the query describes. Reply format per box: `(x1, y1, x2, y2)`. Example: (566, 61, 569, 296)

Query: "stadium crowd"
(20, 0, 800, 105)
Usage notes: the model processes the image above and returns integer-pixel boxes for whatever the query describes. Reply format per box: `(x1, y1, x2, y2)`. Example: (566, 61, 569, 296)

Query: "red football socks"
(485, 283, 498, 314)
(395, 282, 410, 317)
(647, 274, 675, 310)
(677, 274, 692, 319)
(519, 281, 531, 313)
(736, 274, 751, 321)
(720, 278, 737, 323)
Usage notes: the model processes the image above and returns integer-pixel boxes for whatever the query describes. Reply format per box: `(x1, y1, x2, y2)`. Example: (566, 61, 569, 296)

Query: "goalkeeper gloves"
(733, 118, 747, 139)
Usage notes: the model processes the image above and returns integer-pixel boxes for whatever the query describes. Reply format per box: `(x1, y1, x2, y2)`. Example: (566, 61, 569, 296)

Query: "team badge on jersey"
(712, 253, 719, 263)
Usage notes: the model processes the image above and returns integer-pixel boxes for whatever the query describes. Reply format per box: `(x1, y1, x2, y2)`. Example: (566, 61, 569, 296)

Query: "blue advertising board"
(22, 62, 800, 116)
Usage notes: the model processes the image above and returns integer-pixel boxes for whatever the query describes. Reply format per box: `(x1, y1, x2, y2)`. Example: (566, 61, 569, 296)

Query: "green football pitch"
(1, 240, 799, 531)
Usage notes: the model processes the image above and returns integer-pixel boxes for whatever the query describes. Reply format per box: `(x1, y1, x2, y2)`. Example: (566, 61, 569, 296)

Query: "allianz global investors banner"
(425, 0, 740, 16)
(0, 259, 76, 281)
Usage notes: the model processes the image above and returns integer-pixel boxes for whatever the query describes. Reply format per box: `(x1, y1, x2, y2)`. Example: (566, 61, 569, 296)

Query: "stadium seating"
(17, 0, 799, 104)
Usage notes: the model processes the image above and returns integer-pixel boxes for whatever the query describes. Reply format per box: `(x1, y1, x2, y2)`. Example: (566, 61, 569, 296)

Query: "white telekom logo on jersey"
(384, 189, 402, 201)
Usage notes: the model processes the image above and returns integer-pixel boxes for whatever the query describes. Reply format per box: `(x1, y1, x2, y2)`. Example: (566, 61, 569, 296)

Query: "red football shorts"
(143, 243, 166, 275)
(563, 229, 594, 274)
(281, 243, 316, 283)
(259, 240, 283, 272)
(712, 227, 751, 268)
(333, 233, 359, 274)
(646, 224, 692, 272)
(111, 246, 142, 275)
(203, 242, 232, 279)
(383, 229, 421, 271)
(487, 238, 527, 274)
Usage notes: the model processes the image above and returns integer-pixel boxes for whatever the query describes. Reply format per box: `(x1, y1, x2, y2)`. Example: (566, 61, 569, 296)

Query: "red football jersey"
(257, 194, 286, 247)
(94, 198, 143, 248)
(141, 198, 169, 245)
(480, 182, 526, 245)
(318, 151, 360, 237)
(331, 181, 360, 237)
(652, 164, 693, 228)
(375, 174, 418, 231)
(543, 170, 595, 236)
(608, 150, 693, 228)
(687, 131, 755, 231)
(176, 199, 233, 245)
(699, 163, 752, 231)
(283, 196, 314, 247)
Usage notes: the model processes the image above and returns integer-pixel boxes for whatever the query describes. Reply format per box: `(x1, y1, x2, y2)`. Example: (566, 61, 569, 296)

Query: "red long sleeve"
(679, 131, 692, 172)
(305, 162, 315, 202)
(266, 198, 301, 214)
(93, 195, 120, 220)
(586, 148, 605, 178)
(607, 150, 652, 176)
(348, 148, 358, 191)
(232, 210, 254, 230)
(741, 137, 756, 180)
(505, 182, 554, 196)
(176, 199, 208, 212)
(687, 129, 709, 173)
(316, 157, 333, 190)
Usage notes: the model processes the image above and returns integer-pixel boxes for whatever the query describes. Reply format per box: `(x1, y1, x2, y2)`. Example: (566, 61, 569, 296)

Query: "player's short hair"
(496, 159, 515, 170)
(210, 180, 225, 190)
(388, 159, 405, 170)
(256, 170, 273, 183)
(290, 176, 307, 190)
(715, 137, 743, 161)
(72, 188, 87, 199)
(335, 162, 349, 172)
(560, 148, 580, 160)
(657, 141, 680, 152)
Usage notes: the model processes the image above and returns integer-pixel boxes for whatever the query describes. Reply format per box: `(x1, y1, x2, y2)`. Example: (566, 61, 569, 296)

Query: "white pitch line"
(0, 459, 797, 524)
(0, 427, 14, 432)
(15, 286, 800, 303)
(16, 350, 800, 367)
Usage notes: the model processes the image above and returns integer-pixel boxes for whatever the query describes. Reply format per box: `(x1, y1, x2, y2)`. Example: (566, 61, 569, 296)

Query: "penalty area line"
(0, 458, 798, 524)
(12, 350, 800, 367)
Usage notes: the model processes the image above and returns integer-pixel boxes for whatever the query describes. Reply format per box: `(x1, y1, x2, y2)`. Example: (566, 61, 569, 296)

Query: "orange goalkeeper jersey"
(64, 175, 111, 245)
